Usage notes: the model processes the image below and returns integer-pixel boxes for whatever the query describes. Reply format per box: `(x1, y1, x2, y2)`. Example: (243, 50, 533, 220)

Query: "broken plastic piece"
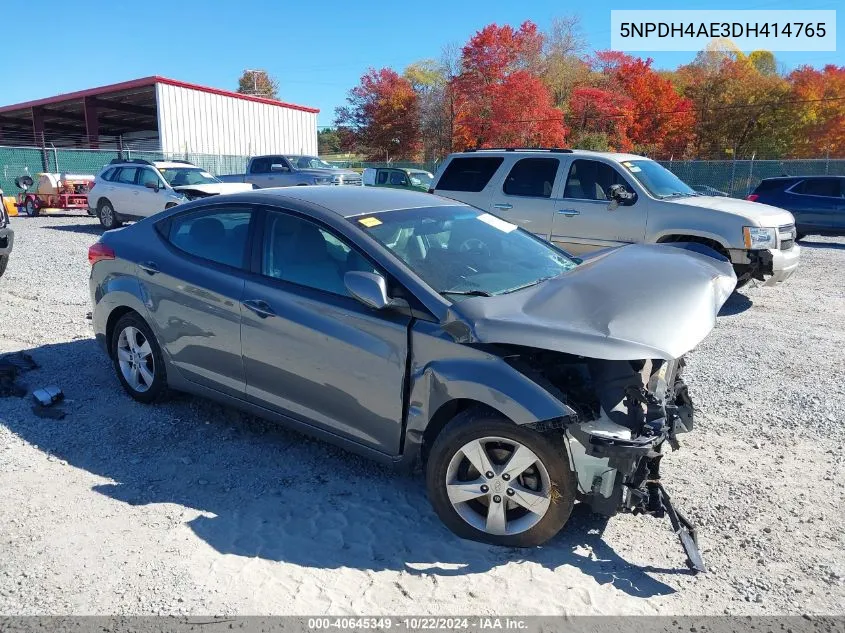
(658, 482, 706, 573)
(32, 385, 64, 407)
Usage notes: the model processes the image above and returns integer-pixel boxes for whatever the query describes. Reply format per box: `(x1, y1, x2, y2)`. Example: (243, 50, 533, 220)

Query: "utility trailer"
(14, 173, 94, 216)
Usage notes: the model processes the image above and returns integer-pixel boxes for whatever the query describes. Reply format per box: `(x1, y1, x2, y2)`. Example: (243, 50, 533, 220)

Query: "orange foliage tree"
(787, 65, 845, 157)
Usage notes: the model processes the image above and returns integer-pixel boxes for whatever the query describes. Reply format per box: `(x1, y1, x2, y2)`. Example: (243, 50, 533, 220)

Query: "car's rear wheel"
(110, 313, 167, 403)
(426, 408, 576, 547)
(0, 254, 8, 278)
(98, 199, 122, 230)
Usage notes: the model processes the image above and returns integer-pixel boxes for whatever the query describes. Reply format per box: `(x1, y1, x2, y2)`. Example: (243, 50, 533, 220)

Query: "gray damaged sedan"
(88, 187, 736, 570)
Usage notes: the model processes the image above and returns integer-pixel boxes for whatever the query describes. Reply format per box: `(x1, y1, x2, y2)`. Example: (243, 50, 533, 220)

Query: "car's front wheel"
(110, 312, 167, 403)
(426, 407, 576, 547)
(98, 199, 122, 230)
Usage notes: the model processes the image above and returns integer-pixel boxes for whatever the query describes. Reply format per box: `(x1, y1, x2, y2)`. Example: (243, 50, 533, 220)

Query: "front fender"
(405, 323, 576, 455)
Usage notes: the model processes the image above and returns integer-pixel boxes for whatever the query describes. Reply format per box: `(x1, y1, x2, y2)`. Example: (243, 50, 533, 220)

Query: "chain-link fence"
(1, 143, 842, 201)
(657, 159, 845, 198)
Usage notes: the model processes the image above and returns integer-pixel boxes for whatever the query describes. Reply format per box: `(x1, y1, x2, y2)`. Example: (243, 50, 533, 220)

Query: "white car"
(88, 159, 254, 230)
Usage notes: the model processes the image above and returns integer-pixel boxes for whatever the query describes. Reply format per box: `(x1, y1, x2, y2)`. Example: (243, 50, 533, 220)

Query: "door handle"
(492, 203, 513, 210)
(242, 299, 276, 318)
(139, 261, 159, 275)
(558, 209, 580, 216)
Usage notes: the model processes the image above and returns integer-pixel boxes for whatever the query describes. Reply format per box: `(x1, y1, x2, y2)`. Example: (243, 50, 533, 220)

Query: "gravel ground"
(0, 214, 843, 616)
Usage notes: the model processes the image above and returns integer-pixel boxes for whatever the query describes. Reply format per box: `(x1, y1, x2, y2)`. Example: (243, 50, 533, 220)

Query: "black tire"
(0, 254, 8, 278)
(24, 198, 39, 217)
(98, 199, 122, 230)
(110, 312, 168, 404)
(426, 407, 576, 547)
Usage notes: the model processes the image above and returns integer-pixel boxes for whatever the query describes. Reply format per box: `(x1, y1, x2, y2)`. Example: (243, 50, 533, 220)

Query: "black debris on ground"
(0, 351, 38, 397)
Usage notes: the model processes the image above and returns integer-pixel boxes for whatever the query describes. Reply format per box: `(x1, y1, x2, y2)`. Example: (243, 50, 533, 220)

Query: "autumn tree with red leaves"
(335, 68, 421, 161)
(567, 51, 694, 157)
(451, 22, 567, 150)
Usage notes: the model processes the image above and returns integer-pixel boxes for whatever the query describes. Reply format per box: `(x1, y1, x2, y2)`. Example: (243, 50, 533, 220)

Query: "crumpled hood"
(672, 195, 795, 227)
(446, 243, 737, 361)
(172, 182, 253, 195)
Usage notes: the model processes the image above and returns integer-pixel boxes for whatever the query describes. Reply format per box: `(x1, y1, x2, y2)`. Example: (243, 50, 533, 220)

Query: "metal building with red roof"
(0, 76, 319, 155)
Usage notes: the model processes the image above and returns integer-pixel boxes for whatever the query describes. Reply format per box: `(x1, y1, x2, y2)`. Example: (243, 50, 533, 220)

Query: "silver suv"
(432, 149, 800, 287)
(88, 159, 252, 230)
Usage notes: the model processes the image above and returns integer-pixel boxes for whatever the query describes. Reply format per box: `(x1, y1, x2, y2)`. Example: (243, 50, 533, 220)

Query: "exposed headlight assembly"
(743, 226, 776, 249)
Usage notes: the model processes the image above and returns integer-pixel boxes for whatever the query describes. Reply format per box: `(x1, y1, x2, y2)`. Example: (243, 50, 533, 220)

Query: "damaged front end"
(511, 349, 705, 572)
(443, 243, 737, 571)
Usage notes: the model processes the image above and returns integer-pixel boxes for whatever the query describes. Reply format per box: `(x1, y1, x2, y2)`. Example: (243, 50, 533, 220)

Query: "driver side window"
(564, 160, 631, 201)
(261, 211, 377, 297)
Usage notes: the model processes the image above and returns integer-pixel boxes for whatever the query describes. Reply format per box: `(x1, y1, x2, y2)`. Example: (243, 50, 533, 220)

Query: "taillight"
(746, 194, 759, 202)
(88, 242, 115, 266)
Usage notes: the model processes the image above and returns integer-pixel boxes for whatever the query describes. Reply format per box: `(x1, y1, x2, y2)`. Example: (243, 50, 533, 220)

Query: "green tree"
(237, 70, 279, 99)
(317, 128, 342, 155)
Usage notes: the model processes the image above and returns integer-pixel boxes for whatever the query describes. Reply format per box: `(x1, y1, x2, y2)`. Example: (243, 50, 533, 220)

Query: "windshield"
(408, 171, 433, 188)
(159, 167, 220, 186)
(287, 156, 338, 170)
(351, 205, 577, 298)
(620, 160, 697, 199)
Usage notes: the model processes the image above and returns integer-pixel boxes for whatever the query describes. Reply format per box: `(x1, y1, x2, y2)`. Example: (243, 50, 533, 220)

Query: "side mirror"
(145, 181, 160, 192)
(344, 271, 392, 310)
(270, 164, 288, 172)
(608, 184, 636, 206)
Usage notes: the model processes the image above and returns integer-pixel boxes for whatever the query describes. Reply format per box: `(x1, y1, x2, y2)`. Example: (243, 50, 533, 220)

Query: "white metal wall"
(155, 83, 318, 156)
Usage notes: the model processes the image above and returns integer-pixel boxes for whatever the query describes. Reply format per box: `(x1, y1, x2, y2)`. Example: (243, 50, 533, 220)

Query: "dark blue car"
(748, 176, 845, 239)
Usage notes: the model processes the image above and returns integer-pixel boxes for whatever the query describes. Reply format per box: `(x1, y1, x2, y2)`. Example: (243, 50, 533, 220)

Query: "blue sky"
(1, 0, 841, 127)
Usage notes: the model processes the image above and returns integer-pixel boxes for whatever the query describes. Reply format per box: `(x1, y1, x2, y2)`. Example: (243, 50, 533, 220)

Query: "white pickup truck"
(431, 149, 800, 287)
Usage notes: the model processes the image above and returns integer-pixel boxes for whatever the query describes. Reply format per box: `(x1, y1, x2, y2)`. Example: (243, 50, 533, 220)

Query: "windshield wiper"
(442, 289, 493, 297)
(501, 275, 557, 294)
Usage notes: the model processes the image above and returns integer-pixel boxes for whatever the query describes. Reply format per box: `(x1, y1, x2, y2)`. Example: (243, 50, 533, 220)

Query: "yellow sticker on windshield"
(358, 216, 382, 227)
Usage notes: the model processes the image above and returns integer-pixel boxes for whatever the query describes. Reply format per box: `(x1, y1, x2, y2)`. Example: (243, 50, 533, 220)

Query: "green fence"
(1, 144, 842, 202)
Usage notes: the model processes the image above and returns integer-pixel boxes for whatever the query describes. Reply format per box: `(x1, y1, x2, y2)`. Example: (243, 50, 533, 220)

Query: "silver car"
(88, 187, 735, 570)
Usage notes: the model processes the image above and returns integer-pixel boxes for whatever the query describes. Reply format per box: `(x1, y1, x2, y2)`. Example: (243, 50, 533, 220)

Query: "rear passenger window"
(376, 170, 389, 185)
(167, 208, 252, 268)
(503, 158, 559, 198)
(101, 168, 116, 181)
(796, 179, 840, 197)
(115, 167, 139, 185)
(436, 157, 504, 192)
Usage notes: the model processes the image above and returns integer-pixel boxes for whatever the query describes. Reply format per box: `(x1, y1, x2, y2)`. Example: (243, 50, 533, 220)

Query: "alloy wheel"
(116, 326, 155, 393)
(445, 436, 552, 536)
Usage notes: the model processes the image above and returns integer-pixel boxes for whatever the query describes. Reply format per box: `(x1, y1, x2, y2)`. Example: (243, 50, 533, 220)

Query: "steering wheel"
(458, 238, 491, 258)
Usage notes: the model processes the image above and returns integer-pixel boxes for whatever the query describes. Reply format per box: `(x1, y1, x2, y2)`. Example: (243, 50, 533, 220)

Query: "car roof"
(153, 161, 200, 169)
(447, 149, 648, 163)
(237, 185, 464, 218)
(761, 175, 842, 181)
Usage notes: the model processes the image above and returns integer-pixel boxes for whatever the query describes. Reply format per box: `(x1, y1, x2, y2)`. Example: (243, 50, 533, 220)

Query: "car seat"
(283, 225, 346, 295)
